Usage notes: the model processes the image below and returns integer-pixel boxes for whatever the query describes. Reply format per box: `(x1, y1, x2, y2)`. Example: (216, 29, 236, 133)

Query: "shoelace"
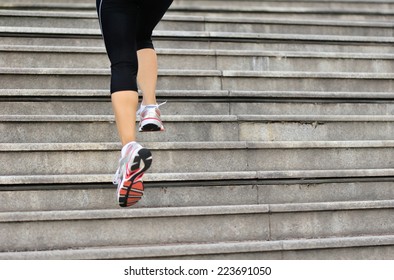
(112, 142, 139, 185)
(137, 100, 167, 117)
(112, 150, 130, 185)
(113, 168, 120, 185)
(112, 160, 123, 185)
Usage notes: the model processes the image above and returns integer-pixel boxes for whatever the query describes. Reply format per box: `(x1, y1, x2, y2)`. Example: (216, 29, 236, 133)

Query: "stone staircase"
(0, 0, 393, 259)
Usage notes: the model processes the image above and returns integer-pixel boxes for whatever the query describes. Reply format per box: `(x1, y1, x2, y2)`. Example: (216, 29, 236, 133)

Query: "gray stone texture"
(1, 0, 394, 259)
(0, 207, 270, 251)
(1, 141, 393, 175)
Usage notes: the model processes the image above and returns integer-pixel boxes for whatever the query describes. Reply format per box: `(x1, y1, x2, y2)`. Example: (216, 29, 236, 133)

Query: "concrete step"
(0, 9, 101, 29)
(1, 10, 393, 37)
(1, 67, 393, 92)
(1, 174, 393, 211)
(1, 0, 90, 3)
(0, 1, 93, 11)
(160, 50, 394, 73)
(1, 235, 394, 259)
(168, 11, 394, 22)
(1, 89, 393, 116)
(2, 0, 394, 14)
(1, 0, 394, 22)
(2, 45, 394, 73)
(1, 200, 394, 252)
(2, 168, 393, 185)
(0, 204, 269, 252)
(220, 71, 394, 92)
(229, 95, 394, 116)
(1, 141, 393, 175)
(1, 115, 394, 143)
(171, 0, 394, 11)
(2, 26, 393, 45)
(171, 0, 394, 23)
(1, 28, 393, 55)
(237, 115, 394, 141)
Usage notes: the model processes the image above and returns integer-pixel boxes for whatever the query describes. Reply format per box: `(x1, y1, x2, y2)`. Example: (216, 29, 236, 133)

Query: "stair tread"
(2, 0, 394, 14)
(2, 9, 394, 28)
(1, 140, 394, 152)
(1, 234, 394, 259)
(1, 168, 393, 185)
(1, 26, 394, 43)
(2, 45, 394, 60)
(1, 67, 393, 79)
(2, 114, 394, 122)
(1, 88, 393, 100)
(2, 199, 394, 223)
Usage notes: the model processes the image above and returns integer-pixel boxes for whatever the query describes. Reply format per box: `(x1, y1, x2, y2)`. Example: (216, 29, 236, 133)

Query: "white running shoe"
(113, 142, 152, 207)
(137, 102, 166, 132)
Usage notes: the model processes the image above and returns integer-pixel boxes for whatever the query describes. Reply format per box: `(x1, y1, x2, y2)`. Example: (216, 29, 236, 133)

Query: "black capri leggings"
(96, 0, 173, 93)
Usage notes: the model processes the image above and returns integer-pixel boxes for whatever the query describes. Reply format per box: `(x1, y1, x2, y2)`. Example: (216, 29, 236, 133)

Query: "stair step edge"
(1, 199, 394, 222)
(1, 168, 394, 185)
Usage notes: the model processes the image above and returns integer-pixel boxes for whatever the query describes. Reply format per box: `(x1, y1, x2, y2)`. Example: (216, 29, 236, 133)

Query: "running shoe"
(113, 141, 152, 207)
(137, 102, 166, 132)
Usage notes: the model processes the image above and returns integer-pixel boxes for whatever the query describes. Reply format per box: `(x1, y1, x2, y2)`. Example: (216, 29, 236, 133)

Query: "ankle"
(141, 97, 157, 106)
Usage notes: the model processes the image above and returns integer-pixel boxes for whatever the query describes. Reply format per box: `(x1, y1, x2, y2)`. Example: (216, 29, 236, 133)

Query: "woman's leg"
(136, 0, 173, 106)
(111, 91, 138, 145)
(137, 49, 158, 106)
(97, 0, 139, 145)
(134, 0, 173, 132)
(97, 0, 152, 208)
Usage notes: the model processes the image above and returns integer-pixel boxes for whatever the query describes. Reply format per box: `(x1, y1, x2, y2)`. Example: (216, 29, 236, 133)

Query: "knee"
(111, 61, 138, 76)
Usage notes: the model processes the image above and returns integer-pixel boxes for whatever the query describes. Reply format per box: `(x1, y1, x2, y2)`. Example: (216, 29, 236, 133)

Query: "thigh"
(136, 0, 173, 39)
(98, 0, 139, 64)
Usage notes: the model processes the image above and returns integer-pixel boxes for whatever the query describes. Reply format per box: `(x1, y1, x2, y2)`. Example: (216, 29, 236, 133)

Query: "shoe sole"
(139, 123, 162, 132)
(139, 118, 164, 132)
(117, 148, 152, 207)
